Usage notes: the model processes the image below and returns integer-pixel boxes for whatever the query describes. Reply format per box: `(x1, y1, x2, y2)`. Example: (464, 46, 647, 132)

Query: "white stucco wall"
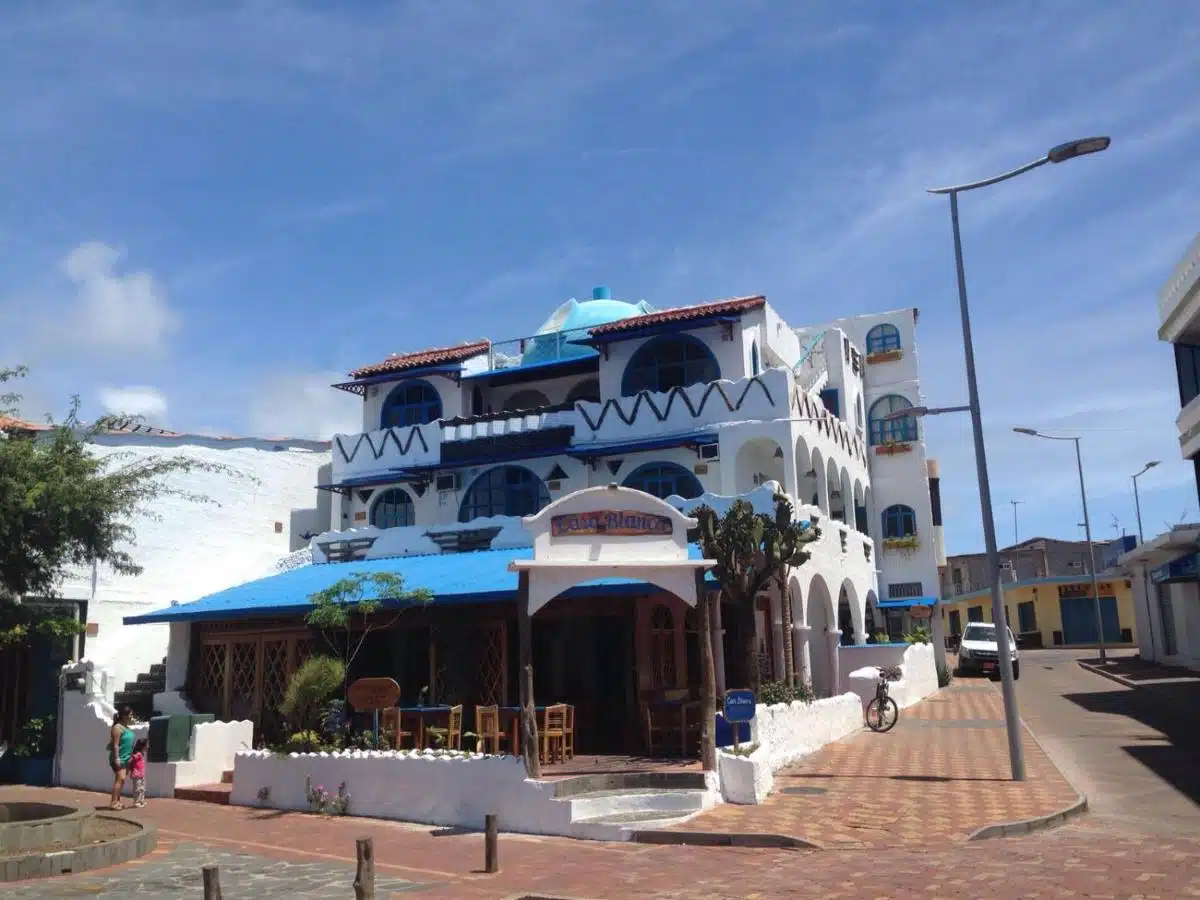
(750, 693, 863, 772)
(844, 642, 938, 712)
(231, 749, 572, 836)
(57, 679, 149, 794)
(54, 435, 330, 699)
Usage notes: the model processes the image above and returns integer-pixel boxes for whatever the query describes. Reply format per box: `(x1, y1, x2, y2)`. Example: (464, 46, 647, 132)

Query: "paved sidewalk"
(670, 683, 1080, 847)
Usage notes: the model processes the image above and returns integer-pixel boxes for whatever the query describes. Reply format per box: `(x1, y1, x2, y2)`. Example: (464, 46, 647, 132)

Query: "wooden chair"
(424, 704, 463, 751)
(540, 704, 568, 765)
(641, 689, 685, 757)
(474, 705, 508, 755)
(563, 704, 575, 761)
(380, 708, 413, 749)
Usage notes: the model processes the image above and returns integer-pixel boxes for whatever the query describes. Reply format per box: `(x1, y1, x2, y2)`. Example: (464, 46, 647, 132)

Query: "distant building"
(939, 537, 1137, 649)
(1114, 233, 1200, 672)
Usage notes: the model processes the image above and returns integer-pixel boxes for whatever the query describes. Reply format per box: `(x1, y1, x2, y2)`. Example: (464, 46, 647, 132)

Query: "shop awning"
(1150, 550, 1200, 585)
(877, 596, 939, 609)
(124, 544, 717, 625)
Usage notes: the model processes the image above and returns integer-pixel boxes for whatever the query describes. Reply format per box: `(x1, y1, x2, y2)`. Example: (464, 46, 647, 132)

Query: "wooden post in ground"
(202, 866, 222, 900)
(484, 813, 499, 873)
(697, 571, 717, 773)
(354, 837, 376, 900)
(517, 571, 541, 777)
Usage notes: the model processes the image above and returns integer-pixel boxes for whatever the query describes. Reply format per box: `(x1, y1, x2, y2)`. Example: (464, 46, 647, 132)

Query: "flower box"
(718, 743, 772, 805)
(866, 349, 903, 364)
(874, 441, 913, 456)
(883, 536, 919, 552)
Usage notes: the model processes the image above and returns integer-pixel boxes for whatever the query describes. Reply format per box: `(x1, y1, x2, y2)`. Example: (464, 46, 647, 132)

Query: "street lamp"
(1132, 461, 1160, 543)
(1014, 428, 1108, 663)
(928, 136, 1110, 783)
(1131, 460, 1160, 659)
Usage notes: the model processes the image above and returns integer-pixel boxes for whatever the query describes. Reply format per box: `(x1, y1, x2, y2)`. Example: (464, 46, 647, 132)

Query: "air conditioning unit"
(699, 444, 720, 461)
(435, 473, 462, 493)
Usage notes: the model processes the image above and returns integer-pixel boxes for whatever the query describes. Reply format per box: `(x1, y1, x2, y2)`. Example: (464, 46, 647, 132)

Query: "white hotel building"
(124, 288, 946, 750)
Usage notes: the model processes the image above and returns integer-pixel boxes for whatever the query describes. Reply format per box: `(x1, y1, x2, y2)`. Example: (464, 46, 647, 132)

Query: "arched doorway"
(807, 574, 836, 697)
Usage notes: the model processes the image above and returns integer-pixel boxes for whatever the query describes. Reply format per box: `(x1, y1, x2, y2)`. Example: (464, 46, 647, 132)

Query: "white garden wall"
(231, 749, 571, 837)
(845, 642, 937, 712)
(750, 693, 863, 772)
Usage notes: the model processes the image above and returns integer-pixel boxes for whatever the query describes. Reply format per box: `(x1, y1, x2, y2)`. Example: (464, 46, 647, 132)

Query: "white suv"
(957, 622, 1020, 680)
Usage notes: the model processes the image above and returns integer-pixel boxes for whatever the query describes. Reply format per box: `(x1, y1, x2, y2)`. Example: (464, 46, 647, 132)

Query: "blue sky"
(2, 1, 1198, 556)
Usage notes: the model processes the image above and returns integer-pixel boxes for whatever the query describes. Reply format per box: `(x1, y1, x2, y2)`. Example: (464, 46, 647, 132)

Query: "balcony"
(573, 367, 792, 444)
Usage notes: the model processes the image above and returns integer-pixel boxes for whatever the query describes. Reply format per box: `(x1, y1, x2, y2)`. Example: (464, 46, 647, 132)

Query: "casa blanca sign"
(551, 509, 675, 538)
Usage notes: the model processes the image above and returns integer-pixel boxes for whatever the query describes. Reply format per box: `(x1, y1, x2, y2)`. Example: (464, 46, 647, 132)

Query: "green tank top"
(112, 725, 135, 765)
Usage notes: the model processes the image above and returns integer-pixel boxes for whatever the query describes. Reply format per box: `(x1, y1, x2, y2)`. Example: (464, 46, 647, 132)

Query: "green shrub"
(903, 625, 931, 645)
(758, 679, 812, 706)
(279, 655, 345, 736)
(13, 715, 55, 759)
(937, 663, 953, 688)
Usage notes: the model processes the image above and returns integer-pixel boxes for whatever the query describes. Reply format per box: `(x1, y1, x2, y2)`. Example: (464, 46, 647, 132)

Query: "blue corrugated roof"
(125, 544, 715, 625)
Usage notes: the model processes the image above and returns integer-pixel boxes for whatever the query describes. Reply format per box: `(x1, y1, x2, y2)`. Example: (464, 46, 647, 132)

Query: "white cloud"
(246, 372, 360, 440)
(60, 242, 179, 355)
(97, 385, 168, 421)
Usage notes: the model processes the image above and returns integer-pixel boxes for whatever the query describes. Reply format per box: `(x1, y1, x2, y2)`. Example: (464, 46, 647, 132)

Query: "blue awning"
(1150, 550, 1200, 585)
(877, 596, 939, 609)
(124, 544, 716, 625)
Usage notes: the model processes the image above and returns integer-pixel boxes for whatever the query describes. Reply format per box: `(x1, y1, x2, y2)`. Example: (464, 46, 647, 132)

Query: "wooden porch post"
(696, 570, 717, 772)
(516, 571, 541, 778)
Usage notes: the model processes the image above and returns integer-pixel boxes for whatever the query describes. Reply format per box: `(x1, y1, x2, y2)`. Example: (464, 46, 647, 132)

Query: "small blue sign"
(724, 689, 756, 723)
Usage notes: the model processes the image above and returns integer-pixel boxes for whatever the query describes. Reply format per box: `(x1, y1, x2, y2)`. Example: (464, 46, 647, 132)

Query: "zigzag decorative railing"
(334, 425, 432, 465)
(574, 373, 780, 434)
(791, 385, 867, 466)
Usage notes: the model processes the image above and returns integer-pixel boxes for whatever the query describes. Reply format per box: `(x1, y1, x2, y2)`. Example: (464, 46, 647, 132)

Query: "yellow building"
(940, 576, 1138, 648)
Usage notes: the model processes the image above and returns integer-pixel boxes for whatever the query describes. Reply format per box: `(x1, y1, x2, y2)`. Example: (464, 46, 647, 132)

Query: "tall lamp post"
(928, 136, 1110, 781)
(1010, 500, 1025, 546)
(1014, 428, 1108, 663)
(1132, 460, 1161, 658)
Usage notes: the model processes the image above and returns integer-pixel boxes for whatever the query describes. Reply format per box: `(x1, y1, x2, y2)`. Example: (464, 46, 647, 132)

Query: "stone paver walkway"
(671, 683, 1080, 847)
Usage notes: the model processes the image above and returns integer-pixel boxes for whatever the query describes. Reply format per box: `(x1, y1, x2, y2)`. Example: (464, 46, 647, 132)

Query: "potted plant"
(12, 715, 56, 786)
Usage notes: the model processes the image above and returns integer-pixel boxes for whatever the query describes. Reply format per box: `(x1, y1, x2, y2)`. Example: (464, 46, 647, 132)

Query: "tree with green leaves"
(304, 572, 432, 698)
(694, 494, 820, 692)
(279, 654, 346, 750)
(1, 364, 242, 647)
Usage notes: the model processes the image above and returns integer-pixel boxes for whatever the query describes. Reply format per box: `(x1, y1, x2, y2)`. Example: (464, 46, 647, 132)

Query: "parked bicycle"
(866, 666, 900, 733)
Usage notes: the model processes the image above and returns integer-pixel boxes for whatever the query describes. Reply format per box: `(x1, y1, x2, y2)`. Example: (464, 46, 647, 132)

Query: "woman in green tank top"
(109, 706, 135, 810)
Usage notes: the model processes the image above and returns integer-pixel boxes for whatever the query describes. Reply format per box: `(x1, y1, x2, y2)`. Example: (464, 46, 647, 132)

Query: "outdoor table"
(498, 705, 547, 756)
(397, 705, 452, 749)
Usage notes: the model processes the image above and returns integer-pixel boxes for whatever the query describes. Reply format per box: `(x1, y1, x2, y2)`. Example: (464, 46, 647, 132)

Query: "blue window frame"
(459, 465, 550, 522)
(622, 334, 719, 397)
(622, 461, 704, 500)
(881, 504, 917, 539)
(381, 380, 442, 429)
(866, 324, 902, 354)
(371, 489, 415, 529)
(868, 395, 917, 445)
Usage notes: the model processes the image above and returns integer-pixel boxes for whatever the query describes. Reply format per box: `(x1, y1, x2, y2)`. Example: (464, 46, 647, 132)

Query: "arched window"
(458, 466, 550, 522)
(622, 334, 719, 397)
(623, 461, 704, 500)
(881, 504, 917, 539)
(868, 395, 917, 445)
(381, 380, 442, 429)
(371, 489, 415, 529)
(866, 323, 902, 354)
(855, 393, 864, 427)
(750, 341, 761, 376)
(502, 389, 551, 412)
(566, 378, 601, 405)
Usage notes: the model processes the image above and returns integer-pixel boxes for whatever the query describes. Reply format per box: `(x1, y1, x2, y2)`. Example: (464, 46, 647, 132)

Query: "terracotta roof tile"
(348, 339, 491, 379)
(0, 414, 51, 432)
(588, 295, 766, 337)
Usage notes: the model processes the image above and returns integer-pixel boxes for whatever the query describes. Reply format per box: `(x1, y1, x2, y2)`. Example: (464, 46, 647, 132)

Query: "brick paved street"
(7, 670, 1199, 898)
(671, 683, 1079, 847)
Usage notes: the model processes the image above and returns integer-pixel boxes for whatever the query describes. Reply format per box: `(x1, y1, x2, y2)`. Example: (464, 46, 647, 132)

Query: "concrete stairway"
(554, 772, 716, 841)
(174, 769, 234, 805)
(113, 660, 166, 721)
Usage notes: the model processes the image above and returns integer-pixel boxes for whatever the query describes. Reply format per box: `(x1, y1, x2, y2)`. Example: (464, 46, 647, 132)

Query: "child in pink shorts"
(129, 738, 148, 808)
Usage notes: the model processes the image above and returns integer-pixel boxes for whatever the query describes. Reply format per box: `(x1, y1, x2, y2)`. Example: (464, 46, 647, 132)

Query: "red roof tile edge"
(348, 339, 492, 379)
(588, 295, 766, 336)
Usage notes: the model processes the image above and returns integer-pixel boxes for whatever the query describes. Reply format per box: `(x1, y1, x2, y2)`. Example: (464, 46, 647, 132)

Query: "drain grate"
(781, 786, 827, 795)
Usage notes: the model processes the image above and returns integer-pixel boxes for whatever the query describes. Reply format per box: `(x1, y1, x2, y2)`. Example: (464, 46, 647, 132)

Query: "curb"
(1, 814, 156, 881)
(966, 794, 1088, 841)
(632, 830, 822, 851)
(1077, 661, 1141, 689)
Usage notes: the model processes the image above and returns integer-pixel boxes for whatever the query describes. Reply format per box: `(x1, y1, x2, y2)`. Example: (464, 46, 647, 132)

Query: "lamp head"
(1013, 427, 1038, 436)
(1047, 136, 1111, 163)
(1146, 460, 1160, 469)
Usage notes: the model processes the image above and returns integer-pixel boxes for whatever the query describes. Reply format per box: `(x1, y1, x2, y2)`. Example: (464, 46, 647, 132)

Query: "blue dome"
(522, 289, 653, 365)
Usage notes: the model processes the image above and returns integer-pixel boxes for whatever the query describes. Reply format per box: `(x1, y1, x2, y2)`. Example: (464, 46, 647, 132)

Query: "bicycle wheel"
(866, 696, 899, 733)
